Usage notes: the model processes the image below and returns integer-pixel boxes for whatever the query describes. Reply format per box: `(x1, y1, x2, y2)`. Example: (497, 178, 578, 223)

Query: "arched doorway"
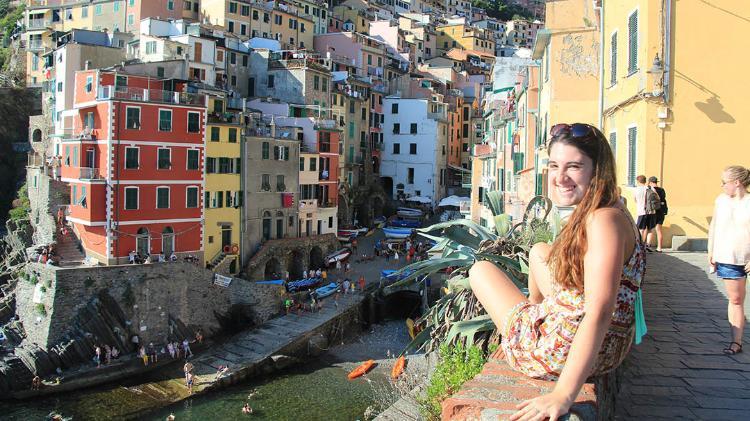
(287, 248, 305, 279)
(136, 228, 150, 257)
(262, 211, 272, 241)
(32, 129, 42, 143)
(275, 211, 284, 239)
(309, 246, 324, 269)
(162, 226, 174, 256)
(264, 257, 281, 279)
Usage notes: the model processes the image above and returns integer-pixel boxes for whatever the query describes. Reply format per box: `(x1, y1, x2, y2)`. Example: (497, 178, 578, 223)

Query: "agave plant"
(388, 194, 559, 356)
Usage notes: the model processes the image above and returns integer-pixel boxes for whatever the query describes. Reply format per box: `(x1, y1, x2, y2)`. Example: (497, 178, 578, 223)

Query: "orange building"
(63, 70, 206, 264)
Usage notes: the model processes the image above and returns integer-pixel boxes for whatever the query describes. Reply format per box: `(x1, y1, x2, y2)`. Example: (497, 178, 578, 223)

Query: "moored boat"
(325, 248, 351, 266)
(396, 207, 424, 219)
(383, 227, 413, 239)
(286, 277, 322, 293)
(314, 282, 339, 299)
(388, 218, 421, 228)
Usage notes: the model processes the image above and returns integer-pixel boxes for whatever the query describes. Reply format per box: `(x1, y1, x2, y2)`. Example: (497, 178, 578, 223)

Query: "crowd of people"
(132, 335, 197, 367)
(127, 250, 200, 265)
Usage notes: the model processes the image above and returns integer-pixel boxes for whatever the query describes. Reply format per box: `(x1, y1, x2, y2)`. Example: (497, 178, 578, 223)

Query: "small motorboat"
(383, 227, 413, 239)
(373, 216, 387, 225)
(338, 229, 360, 238)
(314, 282, 339, 299)
(388, 218, 421, 228)
(397, 207, 424, 219)
(347, 360, 375, 379)
(286, 277, 322, 293)
(325, 248, 352, 266)
(391, 356, 406, 380)
(380, 269, 414, 284)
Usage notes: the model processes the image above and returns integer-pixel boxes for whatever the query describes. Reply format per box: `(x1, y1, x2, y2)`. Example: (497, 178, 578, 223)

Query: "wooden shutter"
(628, 11, 638, 73)
(610, 32, 617, 85)
(627, 127, 637, 186)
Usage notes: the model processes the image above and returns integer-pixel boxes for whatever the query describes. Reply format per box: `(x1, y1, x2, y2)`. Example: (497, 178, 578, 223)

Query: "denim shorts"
(716, 263, 748, 279)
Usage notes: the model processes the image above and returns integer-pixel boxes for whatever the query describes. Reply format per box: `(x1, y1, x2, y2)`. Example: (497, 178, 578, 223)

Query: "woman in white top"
(708, 165, 750, 355)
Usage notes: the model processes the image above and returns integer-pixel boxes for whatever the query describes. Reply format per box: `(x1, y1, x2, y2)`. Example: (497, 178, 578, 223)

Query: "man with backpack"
(647, 176, 668, 252)
(634, 175, 657, 250)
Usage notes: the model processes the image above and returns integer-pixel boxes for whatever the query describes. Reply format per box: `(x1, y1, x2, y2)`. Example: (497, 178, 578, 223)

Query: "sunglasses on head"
(550, 123, 595, 139)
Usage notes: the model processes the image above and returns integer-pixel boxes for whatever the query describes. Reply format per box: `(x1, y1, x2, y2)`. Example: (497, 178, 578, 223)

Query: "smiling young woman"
(469, 123, 646, 420)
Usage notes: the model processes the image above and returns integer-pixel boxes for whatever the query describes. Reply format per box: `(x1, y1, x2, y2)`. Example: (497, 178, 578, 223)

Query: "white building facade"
(381, 97, 448, 205)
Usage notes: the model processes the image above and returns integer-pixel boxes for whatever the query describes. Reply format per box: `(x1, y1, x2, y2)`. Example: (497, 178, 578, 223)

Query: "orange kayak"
(348, 360, 375, 380)
(391, 356, 406, 380)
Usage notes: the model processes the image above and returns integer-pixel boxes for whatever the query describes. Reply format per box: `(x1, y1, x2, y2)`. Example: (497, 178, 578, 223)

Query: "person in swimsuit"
(469, 123, 645, 420)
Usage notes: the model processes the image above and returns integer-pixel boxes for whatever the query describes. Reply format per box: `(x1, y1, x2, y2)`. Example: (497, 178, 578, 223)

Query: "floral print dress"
(501, 235, 646, 381)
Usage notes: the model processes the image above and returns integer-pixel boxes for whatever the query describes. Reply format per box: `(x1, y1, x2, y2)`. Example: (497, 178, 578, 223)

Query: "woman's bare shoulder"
(585, 207, 633, 237)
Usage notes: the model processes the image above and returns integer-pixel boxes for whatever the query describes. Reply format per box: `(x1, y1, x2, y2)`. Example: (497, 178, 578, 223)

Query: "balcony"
(461, 172, 473, 188)
(314, 119, 337, 130)
(79, 167, 103, 180)
(27, 39, 45, 50)
(428, 110, 448, 122)
(27, 19, 51, 30)
(207, 110, 242, 124)
(97, 86, 206, 106)
(27, 153, 44, 167)
(367, 66, 384, 77)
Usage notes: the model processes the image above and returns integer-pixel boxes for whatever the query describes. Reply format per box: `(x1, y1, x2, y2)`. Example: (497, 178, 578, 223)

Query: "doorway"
(136, 227, 149, 257)
(162, 226, 174, 256)
(85, 149, 94, 168)
(221, 225, 232, 250)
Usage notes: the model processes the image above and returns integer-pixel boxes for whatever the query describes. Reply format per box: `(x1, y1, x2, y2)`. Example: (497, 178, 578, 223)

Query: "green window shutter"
(609, 132, 617, 159)
(513, 152, 524, 174)
(262, 142, 269, 159)
(628, 11, 638, 73)
(627, 127, 637, 186)
(610, 32, 617, 85)
(348, 122, 354, 139)
(535, 172, 543, 196)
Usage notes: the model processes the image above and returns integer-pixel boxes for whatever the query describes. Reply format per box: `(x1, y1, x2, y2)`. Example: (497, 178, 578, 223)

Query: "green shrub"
(419, 343, 490, 420)
(8, 183, 30, 222)
(28, 275, 38, 285)
(40, 286, 46, 293)
(35, 303, 46, 317)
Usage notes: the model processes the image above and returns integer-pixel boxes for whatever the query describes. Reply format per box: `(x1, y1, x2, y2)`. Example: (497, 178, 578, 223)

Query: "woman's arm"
(707, 198, 718, 265)
(512, 209, 626, 421)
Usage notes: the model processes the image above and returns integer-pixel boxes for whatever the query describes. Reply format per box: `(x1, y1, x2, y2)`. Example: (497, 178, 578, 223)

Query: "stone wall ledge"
(442, 357, 618, 421)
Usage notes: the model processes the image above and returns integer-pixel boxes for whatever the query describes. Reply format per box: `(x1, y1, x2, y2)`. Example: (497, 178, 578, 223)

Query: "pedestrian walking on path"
(469, 123, 645, 420)
(646, 176, 668, 252)
(634, 175, 657, 248)
(708, 165, 750, 355)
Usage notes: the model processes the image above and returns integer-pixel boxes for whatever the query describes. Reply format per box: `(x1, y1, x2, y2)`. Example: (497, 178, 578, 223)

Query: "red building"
(63, 69, 206, 264)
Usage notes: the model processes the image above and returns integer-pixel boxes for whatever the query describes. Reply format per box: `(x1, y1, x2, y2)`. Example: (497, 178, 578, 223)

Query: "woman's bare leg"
(528, 242, 553, 304)
(469, 261, 527, 333)
(725, 277, 747, 349)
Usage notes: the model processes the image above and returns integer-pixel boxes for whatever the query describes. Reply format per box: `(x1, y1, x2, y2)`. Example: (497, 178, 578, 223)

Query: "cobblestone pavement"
(616, 252, 750, 420)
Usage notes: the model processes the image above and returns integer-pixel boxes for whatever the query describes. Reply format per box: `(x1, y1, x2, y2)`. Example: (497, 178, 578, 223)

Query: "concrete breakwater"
(54, 291, 367, 419)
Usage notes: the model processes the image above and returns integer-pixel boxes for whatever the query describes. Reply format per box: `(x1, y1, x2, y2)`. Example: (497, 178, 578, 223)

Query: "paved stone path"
(616, 252, 750, 420)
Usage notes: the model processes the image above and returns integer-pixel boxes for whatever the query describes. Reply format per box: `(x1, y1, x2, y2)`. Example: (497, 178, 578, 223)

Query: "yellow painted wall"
(604, 0, 750, 246)
(204, 98, 242, 265)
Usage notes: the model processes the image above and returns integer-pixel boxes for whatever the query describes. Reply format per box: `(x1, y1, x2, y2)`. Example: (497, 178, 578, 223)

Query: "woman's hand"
(510, 391, 573, 421)
(745, 261, 750, 274)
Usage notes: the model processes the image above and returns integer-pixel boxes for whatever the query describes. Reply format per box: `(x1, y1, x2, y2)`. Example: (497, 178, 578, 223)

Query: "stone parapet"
(441, 357, 621, 420)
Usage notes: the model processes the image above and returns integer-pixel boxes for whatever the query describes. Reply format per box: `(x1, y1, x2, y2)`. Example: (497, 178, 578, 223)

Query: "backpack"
(645, 187, 662, 214)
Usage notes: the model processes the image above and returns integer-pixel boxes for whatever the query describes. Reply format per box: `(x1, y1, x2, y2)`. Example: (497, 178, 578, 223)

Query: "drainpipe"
(664, 0, 672, 104)
(596, 0, 605, 129)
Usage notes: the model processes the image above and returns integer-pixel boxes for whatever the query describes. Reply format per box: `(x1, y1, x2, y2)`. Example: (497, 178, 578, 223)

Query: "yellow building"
(601, 0, 750, 248)
(204, 95, 244, 273)
(436, 24, 495, 56)
(332, 5, 371, 34)
(201, 0, 314, 49)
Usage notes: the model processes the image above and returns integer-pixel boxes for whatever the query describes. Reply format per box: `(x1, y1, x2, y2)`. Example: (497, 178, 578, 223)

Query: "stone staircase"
(55, 225, 86, 267)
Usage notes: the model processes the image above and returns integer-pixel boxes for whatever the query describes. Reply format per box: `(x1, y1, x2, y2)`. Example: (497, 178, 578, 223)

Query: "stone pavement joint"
(615, 252, 750, 419)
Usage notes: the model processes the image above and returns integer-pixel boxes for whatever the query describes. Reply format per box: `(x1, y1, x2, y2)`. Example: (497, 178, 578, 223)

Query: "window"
(124, 187, 138, 210)
(229, 2, 238, 13)
(228, 128, 237, 143)
(187, 149, 199, 170)
(240, 24, 247, 36)
(410, 143, 417, 154)
(262, 142, 269, 159)
(127, 14, 134, 26)
(129, 0, 134, 6)
(244, 6, 251, 16)
(156, 187, 170, 209)
(228, 21, 235, 33)
(410, 123, 417, 134)
(85, 76, 93, 93)
(225, 190, 232, 207)
(313, 75, 319, 90)
(81, 6, 88, 17)
(264, 12, 269, 23)
(349, 100, 355, 114)
(125, 147, 139, 169)
(268, 75, 275, 88)
(261, 174, 271, 191)
(300, 157, 305, 171)
(252, 9, 258, 19)
(157, 66, 165, 77)
(84, 112, 95, 130)
(206, 157, 216, 173)
(145, 41, 157, 55)
(392, 103, 398, 114)
(242, 55, 248, 66)
(187, 112, 200, 133)
(627, 126, 637, 186)
(211, 127, 220, 141)
(610, 32, 618, 85)
(309, 157, 316, 171)
(627, 11, 638, 74)
(95, 4, 102, 15)
(167, 0, 174, 10)
(219, 157, 232, 173)
(157, 148, 171, 169)
(408, 168, 414, 184)
(274, 14, 282, 25)
(158, 109, 172, 131)
(393, 143, 400, 154)
(301, 23, 306, 33)
(277, 175, 285, 191)
(322, 78, 328, 92)
(393, 123, 400, 134)
(186, 186, 199, 208)
(123, 107, 140, 130)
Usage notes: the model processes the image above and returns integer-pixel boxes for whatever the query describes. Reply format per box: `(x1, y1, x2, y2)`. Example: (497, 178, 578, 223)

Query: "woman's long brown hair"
(547, 125, 619, 291)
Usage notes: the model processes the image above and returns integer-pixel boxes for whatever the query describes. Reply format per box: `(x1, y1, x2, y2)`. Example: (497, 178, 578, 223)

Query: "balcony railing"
(428, 110, 447, 121)
(207, 110, 242, 124)
(315, 119, 337, 130)
(27, 39, 44, 50)
(79, 167, 103, 180)
(27, 20, 51, 30)
(97, 86, 206, 106)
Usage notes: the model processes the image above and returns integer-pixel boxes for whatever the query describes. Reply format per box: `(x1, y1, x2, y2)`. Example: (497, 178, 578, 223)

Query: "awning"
(405, 196, 432, 204)
(438, 195, 470, 208)
(447, 164, 470, 173)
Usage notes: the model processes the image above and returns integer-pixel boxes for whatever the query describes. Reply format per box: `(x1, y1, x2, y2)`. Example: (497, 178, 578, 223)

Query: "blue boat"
(388, 218, 421, 228)
(256, 279, 285, 285)
(314, 282, 339, 299)
(380, 269, 414, 282)
(383, 227, 413, 239)
(286, 277, 322, 292)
